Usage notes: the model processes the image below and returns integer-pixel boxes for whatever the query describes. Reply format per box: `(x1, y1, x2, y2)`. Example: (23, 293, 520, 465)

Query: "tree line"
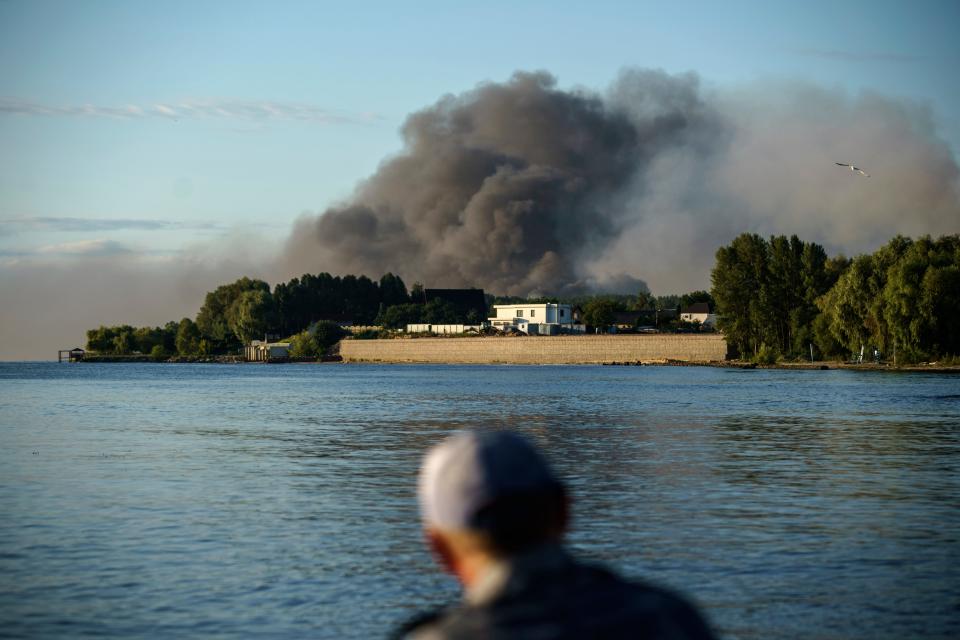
(86, 272, 415, 356)
(711, 233, 960, 362)
(89, 230, 957, 363)
(85, 267, 718, 357)
(85, 271, 478, 357)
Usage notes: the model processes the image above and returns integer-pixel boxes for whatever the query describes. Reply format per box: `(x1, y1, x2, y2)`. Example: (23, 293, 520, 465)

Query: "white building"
(488, 303, 583, 334)
(244, 340, 291, 361)
(679, 302, 718, 328)
(406, 324, 483, 334)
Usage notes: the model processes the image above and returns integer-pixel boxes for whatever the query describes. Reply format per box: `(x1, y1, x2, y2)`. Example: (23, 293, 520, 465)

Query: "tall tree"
(196, 277, 271, 349)
(227, 289, 275, 344)
(881, 235, 960, 360)
(711, 233, 770, 356)
(376, 303, 424, 330)
(175, 318, 201, 355)
(582, 298, 618, 330)
(379, 272, 410, 308)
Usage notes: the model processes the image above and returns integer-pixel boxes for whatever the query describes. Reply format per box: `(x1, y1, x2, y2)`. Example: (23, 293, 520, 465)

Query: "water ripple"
(1, 363, 958, 638)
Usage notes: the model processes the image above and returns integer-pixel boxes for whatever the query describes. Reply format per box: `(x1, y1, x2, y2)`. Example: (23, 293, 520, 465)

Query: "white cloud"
(789, 47, 921, 63)
(0, 216, 223, 236)
(35, 238, 133, 257)
(0, 97, 381, 124)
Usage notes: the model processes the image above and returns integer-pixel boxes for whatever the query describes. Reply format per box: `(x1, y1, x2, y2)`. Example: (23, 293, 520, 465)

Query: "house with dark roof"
(680, 302, 717, 328)
(612, 309, 677, 331)
(613, 311, 646, 331)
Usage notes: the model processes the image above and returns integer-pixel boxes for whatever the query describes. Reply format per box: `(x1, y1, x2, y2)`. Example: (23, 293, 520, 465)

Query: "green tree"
(634, 290, 654, 310)
(133, 326, 163, 354)
(792, 242, 829, 356)
(196, 277, 271, 349)
(175, 318, 201, 355)
(376, 303, 424, 330)
(711, 233, 834, 359)
(161, 321, 178, 353)
(86, 326, 118, 353)
(379, 272, 410, 307)
(288, 331, 320, 358)
(582, 299, 618, 330)
(765, 235, 803, 354)
(309, 321, 347, 352)
(679, 290, 715, 311)
(654, 294, 681, 311)
(227, 288, 274, 345)
(711, 233, 770, 356)
(150, 344, 168, 361)
(811, 312, 845, 359)
(113, 330, 134, 354)
(881, 235, 960, 360)
(422, 299, 460, 324)
(817, 237, 912, 357)
(410, 281, 425, 303)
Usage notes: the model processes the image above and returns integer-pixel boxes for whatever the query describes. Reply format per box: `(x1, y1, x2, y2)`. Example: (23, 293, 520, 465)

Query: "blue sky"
(1, 0, 959, 359)
(2, 0, 958, 259)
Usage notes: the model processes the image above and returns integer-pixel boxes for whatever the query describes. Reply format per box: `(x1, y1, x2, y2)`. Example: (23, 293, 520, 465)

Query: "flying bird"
(835, 162, 870, 177)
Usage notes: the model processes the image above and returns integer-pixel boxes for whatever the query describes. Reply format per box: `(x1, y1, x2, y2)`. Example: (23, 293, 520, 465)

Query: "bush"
(310, 321, 347, 351)
(150, 345, 168, 362)
(753, 343, 779, 365)
(288, 331, 320, 358)
(892, 345, 927, 365)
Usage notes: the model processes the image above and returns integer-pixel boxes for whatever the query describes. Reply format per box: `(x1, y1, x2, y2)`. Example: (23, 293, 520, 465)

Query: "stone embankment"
(339, 334, 729, 365)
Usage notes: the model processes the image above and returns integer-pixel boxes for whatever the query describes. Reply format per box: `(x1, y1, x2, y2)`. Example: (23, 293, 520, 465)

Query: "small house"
(58, 347, 85, 362)
(680, 302, 717, 328)
(488, 303, 584, 334)
(244, 340, 291, 362)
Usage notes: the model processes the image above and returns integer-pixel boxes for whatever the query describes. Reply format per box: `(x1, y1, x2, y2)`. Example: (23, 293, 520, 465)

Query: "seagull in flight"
(835, 162, 870, 177)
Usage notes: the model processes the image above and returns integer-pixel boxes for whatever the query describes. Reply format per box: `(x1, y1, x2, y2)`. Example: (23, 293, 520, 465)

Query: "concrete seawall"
(339, 334, 729, 364)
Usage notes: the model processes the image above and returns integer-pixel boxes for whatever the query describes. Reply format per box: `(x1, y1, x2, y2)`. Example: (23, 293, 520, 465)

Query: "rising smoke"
(283, 70, 714, 296)
(283, 69, 959, 297)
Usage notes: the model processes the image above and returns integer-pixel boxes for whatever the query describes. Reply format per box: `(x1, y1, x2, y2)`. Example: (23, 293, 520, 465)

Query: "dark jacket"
(398, 544, 717, 640)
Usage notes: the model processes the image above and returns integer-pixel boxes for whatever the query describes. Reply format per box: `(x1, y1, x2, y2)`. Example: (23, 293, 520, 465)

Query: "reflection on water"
(1, 363, 958, 639)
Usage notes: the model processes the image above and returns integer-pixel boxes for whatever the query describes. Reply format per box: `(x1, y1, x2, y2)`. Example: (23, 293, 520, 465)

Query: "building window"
(517, 310, 523, 318)
(531, 309, 536, 317)
(560, 309, 566, 317)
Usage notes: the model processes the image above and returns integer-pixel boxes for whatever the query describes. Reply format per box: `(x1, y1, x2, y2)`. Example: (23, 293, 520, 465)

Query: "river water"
(0, 362, 958, 639)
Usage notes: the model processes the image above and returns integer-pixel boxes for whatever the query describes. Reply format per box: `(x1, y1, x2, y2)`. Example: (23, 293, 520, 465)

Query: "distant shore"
(609, 360, 960, 373)
(69, 356, 960, 372)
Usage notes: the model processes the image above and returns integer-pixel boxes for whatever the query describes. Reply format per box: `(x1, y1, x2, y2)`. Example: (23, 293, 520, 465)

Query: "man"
(398, 429, 718, 639)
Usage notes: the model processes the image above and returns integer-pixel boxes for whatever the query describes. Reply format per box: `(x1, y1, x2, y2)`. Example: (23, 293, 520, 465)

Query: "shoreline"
(65, 355, 960, 373)
(605, 359, 960, 373)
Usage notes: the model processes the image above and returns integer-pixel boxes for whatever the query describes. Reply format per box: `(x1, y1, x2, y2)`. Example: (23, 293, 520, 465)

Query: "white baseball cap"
(418, 430, 562, 531)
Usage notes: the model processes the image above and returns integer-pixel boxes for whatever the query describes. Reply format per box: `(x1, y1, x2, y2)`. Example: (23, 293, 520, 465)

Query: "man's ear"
(425, 527, 457, 575)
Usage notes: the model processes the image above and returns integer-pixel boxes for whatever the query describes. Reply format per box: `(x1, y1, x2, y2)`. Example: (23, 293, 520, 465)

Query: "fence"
(340, 334, 729, 364)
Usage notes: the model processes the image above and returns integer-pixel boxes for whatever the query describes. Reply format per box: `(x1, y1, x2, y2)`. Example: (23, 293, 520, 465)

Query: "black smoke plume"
(284, 71, 709, 295)
(283, 69, 960, 296)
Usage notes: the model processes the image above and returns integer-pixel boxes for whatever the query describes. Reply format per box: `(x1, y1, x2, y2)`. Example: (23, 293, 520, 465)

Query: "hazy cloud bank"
(0, 231, 278, 360)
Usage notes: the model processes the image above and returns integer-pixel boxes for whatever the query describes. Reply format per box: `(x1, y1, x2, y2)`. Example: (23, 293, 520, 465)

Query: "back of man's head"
(418, 430, 566, 555)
